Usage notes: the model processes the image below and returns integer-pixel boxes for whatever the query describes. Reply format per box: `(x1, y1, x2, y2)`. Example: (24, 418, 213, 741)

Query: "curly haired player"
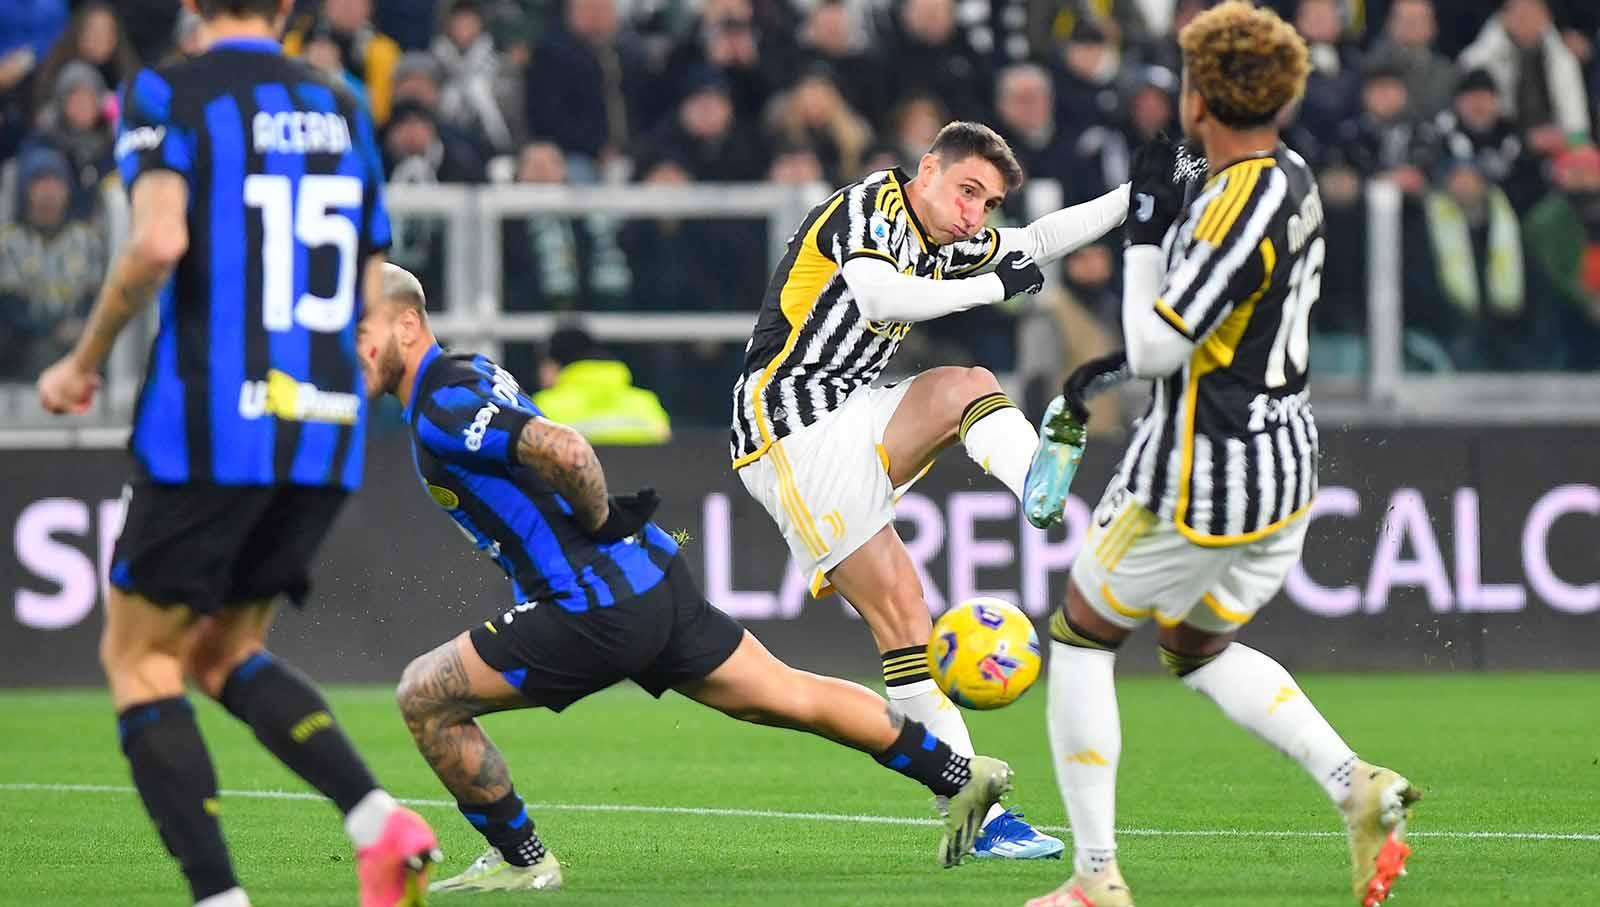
(1025, 5, 1421, 906)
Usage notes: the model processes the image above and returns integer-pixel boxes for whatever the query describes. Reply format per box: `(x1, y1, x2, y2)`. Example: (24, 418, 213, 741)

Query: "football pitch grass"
(0, 672, 1594, 906)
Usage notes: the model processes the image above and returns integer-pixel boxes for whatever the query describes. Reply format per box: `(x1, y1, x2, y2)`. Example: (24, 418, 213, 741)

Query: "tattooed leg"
(395, 633, 526, 803)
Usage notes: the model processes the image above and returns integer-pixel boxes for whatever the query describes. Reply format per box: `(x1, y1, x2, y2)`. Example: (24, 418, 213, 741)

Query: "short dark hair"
(927, 121, 1024, 192)
(546, 325, 601, 366)
(196, 0, 281, 20)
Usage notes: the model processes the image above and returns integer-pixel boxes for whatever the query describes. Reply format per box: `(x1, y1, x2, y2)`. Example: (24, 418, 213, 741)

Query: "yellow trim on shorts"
(1105, 508, 1157, 571)
(1201, 592, 1255, 626)
(1153, 609, 1188, 629)
(1100, 583, 1153, 620)
(770, 443, 828, 560)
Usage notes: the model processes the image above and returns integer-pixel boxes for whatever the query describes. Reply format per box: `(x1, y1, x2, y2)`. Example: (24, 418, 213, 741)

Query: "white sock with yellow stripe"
(958, 392, 1035, 501)
(1180, 643, 1356, 805)
(883, 648, 1006, 825)
(1047, 640, 1121, 875)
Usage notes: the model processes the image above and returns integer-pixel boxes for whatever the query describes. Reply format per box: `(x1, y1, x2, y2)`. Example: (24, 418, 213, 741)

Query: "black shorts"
(468, 556, 745, 712)
(110, 481, 348, 615)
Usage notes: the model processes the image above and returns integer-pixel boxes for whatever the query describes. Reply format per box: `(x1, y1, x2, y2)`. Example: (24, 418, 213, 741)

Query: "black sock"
(219, 650, 378, 814)
(459, 788, 547, 866)
(873, 718, 973, 797)
(118, 697, 238, 902)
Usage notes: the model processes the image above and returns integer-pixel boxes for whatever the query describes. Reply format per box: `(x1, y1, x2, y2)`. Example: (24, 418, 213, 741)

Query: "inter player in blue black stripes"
(361, 264, 1014, 891)
(36, 2, 438, 905)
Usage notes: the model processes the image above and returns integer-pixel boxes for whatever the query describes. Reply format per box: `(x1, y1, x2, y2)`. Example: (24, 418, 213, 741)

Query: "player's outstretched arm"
(993, 182, 1131, 266)
(843, 251, 1043, 323)
(38, 172, 188, 413)
(514, 417, 610, 532)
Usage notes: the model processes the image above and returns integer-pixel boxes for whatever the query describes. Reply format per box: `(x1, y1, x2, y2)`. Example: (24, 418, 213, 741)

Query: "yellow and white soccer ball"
(926, 597, 1042, 710)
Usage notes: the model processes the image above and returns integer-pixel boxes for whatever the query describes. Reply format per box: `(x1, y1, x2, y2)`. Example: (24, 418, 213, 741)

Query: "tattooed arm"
(515, 416, 610, 532)
(38, 172, 188, 413)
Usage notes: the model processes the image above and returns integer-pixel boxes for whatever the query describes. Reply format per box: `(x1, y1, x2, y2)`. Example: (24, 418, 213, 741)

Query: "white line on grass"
(3, 782, 1596, 843)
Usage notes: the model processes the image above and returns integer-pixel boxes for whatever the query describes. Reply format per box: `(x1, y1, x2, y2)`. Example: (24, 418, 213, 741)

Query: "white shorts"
(738, 382, 919, 598)
(1071, 475, 1309, 634)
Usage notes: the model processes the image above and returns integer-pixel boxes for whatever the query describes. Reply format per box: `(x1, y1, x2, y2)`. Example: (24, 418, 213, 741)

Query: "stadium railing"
(1, 178, 1595, 444)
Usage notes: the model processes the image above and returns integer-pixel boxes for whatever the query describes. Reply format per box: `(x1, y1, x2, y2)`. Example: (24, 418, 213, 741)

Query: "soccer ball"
(926, 597, 1042, 710)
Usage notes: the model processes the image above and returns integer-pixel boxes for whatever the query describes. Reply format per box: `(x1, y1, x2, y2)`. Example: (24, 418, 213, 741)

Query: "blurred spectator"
(1459, 0, 1592, 149)
(0, 147, 106, 380)
(1366, 0, 1459, 121)
(766, 142, 824, 183)
(1292, 0, 1364, 153)
(533, 324, 672, 444)
(2, 0, 67, 65)
(659, 0, 781, 124)
(1414, 156, 1543, 368)
(283, 0, 403, 123)
(617, 155, 764, 310)
(383, 99, 487, 183)
(1426, 67, 1545, 209)
(382, 99, 485, 308)
(1048, 17, 1120, 132)
(501, 140, 631, 311)
(299, 19, 372, 109)
(20, 62, 115, 221)
(797, 0, 889, 124)
(431, 0, 518, 153)
(641, 70, 767, 181)
(1071, 65, 1176, 201)
(525, 0, 652, 174)
(374, 0, 441, 51)
(1328, 60, 1431, 194)
(391, 52, 501, 164)
(994, 63, 1075, 188)
(884, 0, 990, 121)
(762, 65, 871, 185)
(30, 2, 138, 123)
(884, 94, 946, 169)
(1523, 144, 1600, 366)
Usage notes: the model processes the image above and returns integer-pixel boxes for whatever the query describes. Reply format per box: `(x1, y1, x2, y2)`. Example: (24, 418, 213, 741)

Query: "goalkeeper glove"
(589, 488, 660, 542)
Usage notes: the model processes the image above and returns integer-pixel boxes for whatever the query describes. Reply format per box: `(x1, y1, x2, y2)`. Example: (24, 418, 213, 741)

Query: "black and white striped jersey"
(1118, 145, 1326, 544)
(729, 167, 998, 468)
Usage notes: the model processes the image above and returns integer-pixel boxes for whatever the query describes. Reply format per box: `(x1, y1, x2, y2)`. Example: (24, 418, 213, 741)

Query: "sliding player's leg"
(673, 630, 1012, 868)
(1167, 523, 1421, 906)
(100, 588, 243, 907)
(396, 633, 560, 893)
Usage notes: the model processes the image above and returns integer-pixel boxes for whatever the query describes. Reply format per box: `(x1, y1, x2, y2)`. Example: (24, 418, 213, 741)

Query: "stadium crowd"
(2, 0, 1599, 426)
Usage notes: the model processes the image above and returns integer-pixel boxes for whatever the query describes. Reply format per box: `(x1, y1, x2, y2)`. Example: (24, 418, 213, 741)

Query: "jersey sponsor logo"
(1246, 389, 1312, 432)
(865, 319, 912, 340)
(237, 369, 359, 424)
(114, 126, 166, 161)
(251, 110, 352, 155)
(464, 401, 500, 451)
(427, 484, 460, 509)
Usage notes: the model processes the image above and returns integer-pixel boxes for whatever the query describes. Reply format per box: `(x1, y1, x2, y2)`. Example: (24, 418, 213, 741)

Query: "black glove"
(589, 488, 660, 542)
(995, 250, 1045, 298)
(1126, 133, 1209, 247)
(1062, 351, 1132, 423)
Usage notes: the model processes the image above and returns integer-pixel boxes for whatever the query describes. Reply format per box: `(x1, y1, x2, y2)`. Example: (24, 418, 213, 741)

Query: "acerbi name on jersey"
(252, 110, 353, 155)
(238, 369, 359, 424)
